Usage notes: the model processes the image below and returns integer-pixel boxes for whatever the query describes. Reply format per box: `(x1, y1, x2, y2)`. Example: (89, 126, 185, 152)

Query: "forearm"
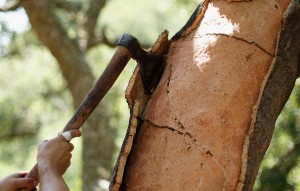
(37, 130, 80, 190)
(39, 170, 69, 191)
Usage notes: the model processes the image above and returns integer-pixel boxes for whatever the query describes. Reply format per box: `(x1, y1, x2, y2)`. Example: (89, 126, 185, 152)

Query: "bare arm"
(38, 170, 69, 191)
(37, 130, 81, 191)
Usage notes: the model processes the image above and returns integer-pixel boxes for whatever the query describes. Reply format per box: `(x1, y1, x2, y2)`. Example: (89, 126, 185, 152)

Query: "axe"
(25, 34, 166, 182)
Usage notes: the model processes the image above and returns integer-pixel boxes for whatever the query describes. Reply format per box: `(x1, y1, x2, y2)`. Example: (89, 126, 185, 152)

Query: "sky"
(0, 0, 28, 33)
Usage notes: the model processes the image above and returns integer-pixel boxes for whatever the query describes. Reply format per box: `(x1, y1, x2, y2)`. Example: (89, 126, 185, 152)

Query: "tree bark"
(111, 0, 300, 190)
(21, 0, 116, 190)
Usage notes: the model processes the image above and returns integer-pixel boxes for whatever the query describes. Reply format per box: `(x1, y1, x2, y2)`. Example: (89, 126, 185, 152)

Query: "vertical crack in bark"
(207, 33, 275, 57)
(166, 61, 173, 94)
(165, 61, 187, 130)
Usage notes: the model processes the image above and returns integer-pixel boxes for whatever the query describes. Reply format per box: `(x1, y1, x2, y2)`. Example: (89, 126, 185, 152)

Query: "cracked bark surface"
(111, 0, 300, 190)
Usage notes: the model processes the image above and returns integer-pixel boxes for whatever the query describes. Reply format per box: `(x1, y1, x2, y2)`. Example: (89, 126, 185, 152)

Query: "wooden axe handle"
(25, 46, 132, 182)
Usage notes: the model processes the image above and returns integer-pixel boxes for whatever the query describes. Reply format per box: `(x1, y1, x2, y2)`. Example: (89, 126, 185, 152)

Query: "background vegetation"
(0, 0, 299, 190)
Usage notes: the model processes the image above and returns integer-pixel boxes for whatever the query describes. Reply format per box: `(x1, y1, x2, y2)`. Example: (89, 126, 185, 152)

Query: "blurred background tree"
(1, 0, 300, 190)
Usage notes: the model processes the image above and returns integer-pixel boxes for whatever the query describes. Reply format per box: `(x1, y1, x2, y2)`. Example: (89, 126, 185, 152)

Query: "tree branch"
(52, 0, 82, 13)
(82, 0, 106, 50)
(86, 29, 117, 50)
(86, 29, 154, 50)
(0, 131, 36, 140)
(86, 34, 154, 50)
(21, 0, 94, 105)
(0, 0, 22, 12)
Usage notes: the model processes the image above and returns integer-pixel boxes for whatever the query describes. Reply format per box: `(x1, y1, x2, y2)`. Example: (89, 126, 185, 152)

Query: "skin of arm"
(0, 172, 37, 191)
(37, 130, 81, 191)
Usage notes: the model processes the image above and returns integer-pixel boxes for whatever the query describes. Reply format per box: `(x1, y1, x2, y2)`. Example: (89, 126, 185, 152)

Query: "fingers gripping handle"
(26, 164, 39, 182)
(25, 46, 132, 182)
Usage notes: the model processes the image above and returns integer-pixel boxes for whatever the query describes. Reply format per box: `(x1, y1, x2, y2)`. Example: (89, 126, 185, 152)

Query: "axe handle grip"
(25, 46, 132, 182)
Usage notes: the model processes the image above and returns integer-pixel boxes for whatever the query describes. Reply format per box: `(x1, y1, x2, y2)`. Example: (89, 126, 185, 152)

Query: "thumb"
(69, 129, 81, 139)
(58, 129, 81, 142)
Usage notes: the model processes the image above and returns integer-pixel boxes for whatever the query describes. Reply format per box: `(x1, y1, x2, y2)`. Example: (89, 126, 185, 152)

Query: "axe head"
(118, 34, 167, 95)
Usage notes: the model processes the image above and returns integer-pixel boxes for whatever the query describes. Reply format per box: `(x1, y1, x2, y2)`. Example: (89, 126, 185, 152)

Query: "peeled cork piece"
(111, 0, 300, 190)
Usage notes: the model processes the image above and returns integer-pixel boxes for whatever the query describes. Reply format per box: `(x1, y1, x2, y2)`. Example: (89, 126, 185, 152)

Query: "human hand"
(0, 172, 37, 191)
(37, 129, 81, 176)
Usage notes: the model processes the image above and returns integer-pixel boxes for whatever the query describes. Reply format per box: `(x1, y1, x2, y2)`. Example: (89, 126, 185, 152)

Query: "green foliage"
(171, 0, 200, 12)
(0, 43, 74, 177)
(99, 0, 199, 45)
(0, 27, 41, 57)
(254, 79, 300, 191)
(0, 97, 40, 167)
(0, 21, 11, 55)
